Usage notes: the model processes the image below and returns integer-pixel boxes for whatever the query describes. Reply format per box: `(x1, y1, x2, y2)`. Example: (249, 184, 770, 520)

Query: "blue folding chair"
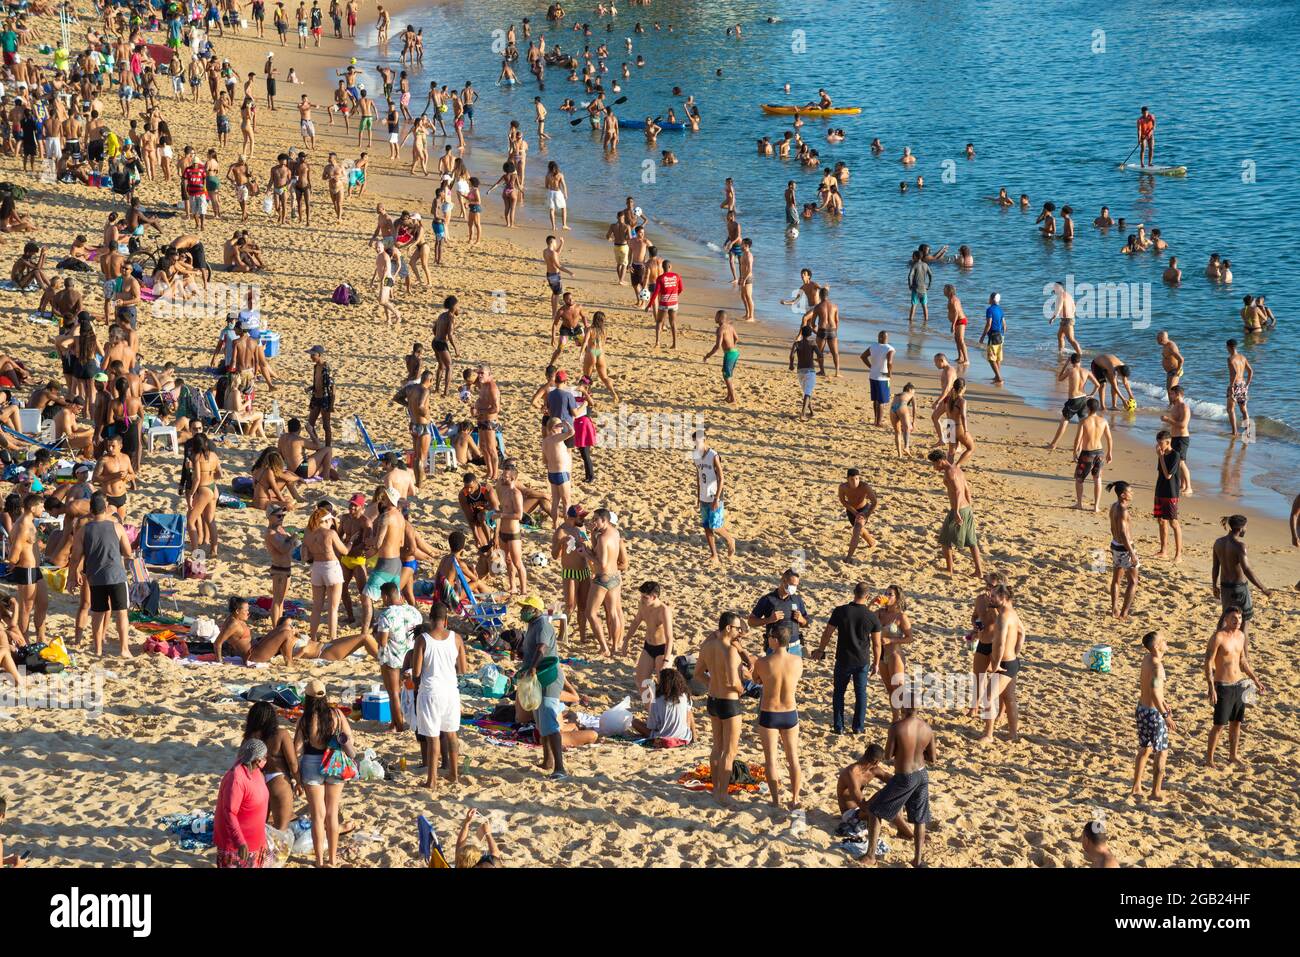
(354, 414, 398, 462)
(452, 556, 508, 636)
(204, 390, 242, 436)
(1, 422, 68, 455)
(470, 424, 507, 460)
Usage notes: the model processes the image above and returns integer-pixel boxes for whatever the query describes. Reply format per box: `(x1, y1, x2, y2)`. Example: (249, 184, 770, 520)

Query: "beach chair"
(417, 815, 450, 868)
(452, 556, 508, 637)
(140, 513, 185, 569)
(128, 554, 162, 616)
(427, 425, 457, 471)
(1, 422, 68, 456)
(204, 390, 243, 436)
(354, 414, 398, 463)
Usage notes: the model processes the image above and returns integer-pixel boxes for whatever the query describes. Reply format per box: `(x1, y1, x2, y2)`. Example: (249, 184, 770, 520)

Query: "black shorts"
(106, 492, 127, 508)
(1061, 396, 1088, 422)
(1074, 450, 1103, 480)
(309, 395, 333, 413)
(295, 461, 310, 479)
(1213, 681, 1249, 726)
(1171, 435, 1189, 458)
(706, 696, 743, 720)
(7, 566, 41, 586)
(90, 581, 130, 613)
(758, 709, 799, 730)
(187, 243, 208, 271)
(629, 262, 646, 286)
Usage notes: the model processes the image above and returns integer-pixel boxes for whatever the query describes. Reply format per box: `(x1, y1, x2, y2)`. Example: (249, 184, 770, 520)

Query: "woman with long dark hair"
(242, 701, 302, 829)
(293, 679, 355, 867)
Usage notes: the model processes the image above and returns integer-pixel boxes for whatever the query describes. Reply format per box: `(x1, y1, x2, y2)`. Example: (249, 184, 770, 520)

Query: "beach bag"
(321, 736, 358, 781)
(231, 475, 255, 498)
(332, 283, 359, 306)
(598, 696, 634, 737)
(516, 670, 542, 712)
(290, 817, 315, 856)
(477, 663, 510, 697)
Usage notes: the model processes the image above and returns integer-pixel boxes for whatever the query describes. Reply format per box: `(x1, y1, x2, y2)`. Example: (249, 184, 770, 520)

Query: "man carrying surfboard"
(1137, 106, 1156, 167)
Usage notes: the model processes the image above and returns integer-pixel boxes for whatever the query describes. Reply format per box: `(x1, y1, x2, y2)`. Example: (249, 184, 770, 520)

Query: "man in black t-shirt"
(814, 582, 882, 733)
(1153, 429, 1184, 562)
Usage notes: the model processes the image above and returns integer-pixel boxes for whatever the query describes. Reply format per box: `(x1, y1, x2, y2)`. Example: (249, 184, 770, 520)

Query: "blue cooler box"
(361, 692, 392, 723)
(257, 330, 281, 358)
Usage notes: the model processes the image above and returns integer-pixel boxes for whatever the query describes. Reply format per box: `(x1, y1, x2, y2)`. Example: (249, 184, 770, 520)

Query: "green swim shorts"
(722, 348, 740, 380)
(939, 506, 978, 549)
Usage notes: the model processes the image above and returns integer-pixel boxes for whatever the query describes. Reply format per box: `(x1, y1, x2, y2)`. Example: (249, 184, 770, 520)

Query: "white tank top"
(695, 448, 718, 502)
(418, 633, 460, 696)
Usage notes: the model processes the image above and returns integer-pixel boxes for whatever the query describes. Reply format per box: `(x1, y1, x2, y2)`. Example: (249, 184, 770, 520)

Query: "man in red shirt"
(644, 259, 683, 350)
(183, 157, 209, 230)
(1136, 106, 1156, 167)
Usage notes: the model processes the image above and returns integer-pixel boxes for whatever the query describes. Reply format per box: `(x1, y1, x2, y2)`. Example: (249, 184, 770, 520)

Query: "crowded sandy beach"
(0, 0, 1297, 877)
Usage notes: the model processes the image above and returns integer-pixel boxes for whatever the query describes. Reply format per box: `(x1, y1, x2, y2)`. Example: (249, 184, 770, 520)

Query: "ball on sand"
(638, 288, 651, 301)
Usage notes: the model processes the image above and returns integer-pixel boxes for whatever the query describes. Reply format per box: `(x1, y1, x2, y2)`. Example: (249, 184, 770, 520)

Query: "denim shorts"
(299, 754, 328, 787)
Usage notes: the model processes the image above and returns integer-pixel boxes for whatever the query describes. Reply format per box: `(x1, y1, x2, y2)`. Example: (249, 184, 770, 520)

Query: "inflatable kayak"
(618, 119, 686, 130)
(1119, 162, 1188, 177)
(761, 104, 862, 116)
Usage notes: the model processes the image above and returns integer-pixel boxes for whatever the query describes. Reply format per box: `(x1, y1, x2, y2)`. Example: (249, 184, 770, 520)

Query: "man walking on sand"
(702, 309, 740, 405)
(693, 428, 735, 561)
(1071, 397, 1112, 512)
(862, 331, 895, 427)
(928, 449, 983, 577)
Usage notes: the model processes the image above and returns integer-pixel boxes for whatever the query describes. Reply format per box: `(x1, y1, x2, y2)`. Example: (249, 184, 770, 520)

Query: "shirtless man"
(92, 434, 135, 521)
(929, 353, 956, 445)
(575, 507, 624, 656)
(323, 152, 346, 220)
(1107, 481, 1140, 620)
(928, 450, 983, 577)
(361, 487, 408, 639)
(838, 468, 877, 559)
(736, 238, 756, 321)
(1047, 281, 1081, 354)
(232, 324, 275, 391)
(494, 459, 528, 594)
(624, 580, 673, 692)
(977, 584, 1024, 744)
(862, 699, 935, 867)
(752, 621, 803, 810)
(542, 235, 574, 320)
(6, 494, 49, 643)
(52, 396, 95, 453)
(1162, 257, 1182, 285)
(264, 504, 298, 626)
(701, 309, 740, 404)
(1071, 398, 1113, 511)
(1046, 353, 1098, 450)
(605, 210, 632, 285)
(1225, 338, 1253, 435)
(1203, 606, 1265, 769)
(1089, 354, 1136, 410)
(628, 226, 650, 303)
(540, 418, 575, 527)
(1212, 515, 1269, 637)
(430, 297, 459, 397)
(473, 363, 501, 481)
(781, 267, 820, 317)
(278, 417, 336, 481)
(805, 286, 841, 375)
(837, 744, 914, 839)
(1161, 384, 1194, 495)
(1133, 630, 1176, 799)
(550, 505, 590, 643)
(406, 370, 434, 487)
(338, 493, 373, 624)
(1156, 330, 1183, 397)
(549, 291, 586, 364)
(698, 611, 750, 807)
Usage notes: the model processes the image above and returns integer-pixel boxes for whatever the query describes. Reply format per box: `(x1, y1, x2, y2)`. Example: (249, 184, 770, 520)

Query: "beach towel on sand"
(677, 761, 767, 795)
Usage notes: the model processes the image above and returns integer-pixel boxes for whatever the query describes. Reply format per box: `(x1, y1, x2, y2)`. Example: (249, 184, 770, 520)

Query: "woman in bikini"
(303, 504, 348, 646)
(889, 382, 918, 458)
(488, 160, 521, 227)
(465, 176, 483, 245)
(187, 433, 221, 558)
(876, 585, 914, 722)
(580, 312, 620, 403)
(944, 377, 976, 468)
(251, 448, 303, 511)
(243, 701, 302, 829)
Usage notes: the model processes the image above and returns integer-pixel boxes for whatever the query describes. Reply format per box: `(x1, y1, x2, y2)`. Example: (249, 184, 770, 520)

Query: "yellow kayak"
(761, 104, 862, 117)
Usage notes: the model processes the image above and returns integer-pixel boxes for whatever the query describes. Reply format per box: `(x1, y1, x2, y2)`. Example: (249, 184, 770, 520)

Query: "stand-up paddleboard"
(1119, 162, 1187, 177)
(761, 104, 862, 117)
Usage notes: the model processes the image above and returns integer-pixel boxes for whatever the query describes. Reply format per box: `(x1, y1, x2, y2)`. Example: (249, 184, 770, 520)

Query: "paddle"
(569, 95, 627, 125)
(1119, 143, 1139, 169)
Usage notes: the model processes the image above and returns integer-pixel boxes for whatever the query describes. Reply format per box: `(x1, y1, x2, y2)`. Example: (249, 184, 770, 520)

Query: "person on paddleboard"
(1137, 106, 1156, 166)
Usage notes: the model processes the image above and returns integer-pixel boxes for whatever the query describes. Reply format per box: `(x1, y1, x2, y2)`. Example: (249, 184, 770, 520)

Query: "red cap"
(555, 370, 569, 382)
(348, 493, 366, 506)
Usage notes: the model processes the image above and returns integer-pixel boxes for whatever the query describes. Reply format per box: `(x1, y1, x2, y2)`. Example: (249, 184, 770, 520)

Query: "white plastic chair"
(263, 399, 285, 436)
(147, 424, 179, 454)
